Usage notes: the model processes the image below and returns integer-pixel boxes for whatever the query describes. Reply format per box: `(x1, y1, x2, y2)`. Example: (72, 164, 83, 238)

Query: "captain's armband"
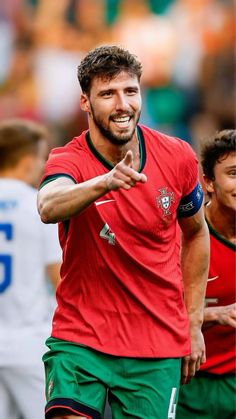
(177, 182, 203, 218)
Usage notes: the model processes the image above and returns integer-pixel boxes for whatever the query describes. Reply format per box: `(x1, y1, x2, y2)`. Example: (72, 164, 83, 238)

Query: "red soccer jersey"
(41, 125, 200, 357)
(200, 222, 236, 374)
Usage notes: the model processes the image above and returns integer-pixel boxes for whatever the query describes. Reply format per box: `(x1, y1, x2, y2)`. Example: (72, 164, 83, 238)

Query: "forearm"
(204, 306, 219, 323)
(181, 226, 210, 327)
(38, 150, 147, 224)
(180, 229, 209, 384)
(202, 306, 219, 329)
(38, 174, 108, 223)
(178, 200, 209, 382)
(203, 303, 236, 329)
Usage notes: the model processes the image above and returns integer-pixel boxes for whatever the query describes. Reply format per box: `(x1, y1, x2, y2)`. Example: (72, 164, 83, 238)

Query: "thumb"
(123, 150, 133, 167)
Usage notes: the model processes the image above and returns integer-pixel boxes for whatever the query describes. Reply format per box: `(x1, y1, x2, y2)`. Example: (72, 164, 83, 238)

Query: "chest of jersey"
(205, 233, 235, 306)
(66, 154, 183, 263)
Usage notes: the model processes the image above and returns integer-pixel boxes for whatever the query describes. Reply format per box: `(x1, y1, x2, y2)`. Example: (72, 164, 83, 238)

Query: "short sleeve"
(40, 146, 81, 187)
(177, 141, 203, 217)
(180, 141, 199, 197)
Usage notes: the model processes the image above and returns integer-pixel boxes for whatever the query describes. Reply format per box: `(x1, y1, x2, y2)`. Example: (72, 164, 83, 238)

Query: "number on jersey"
(0, 223, 13, 293)
(99, 223, 115, 245)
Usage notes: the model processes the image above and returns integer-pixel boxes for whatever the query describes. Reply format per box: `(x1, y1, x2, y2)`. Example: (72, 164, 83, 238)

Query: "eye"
(228, 170, 236, 176)
(126, 88, 138, 95)
(100, 91, 113, 98)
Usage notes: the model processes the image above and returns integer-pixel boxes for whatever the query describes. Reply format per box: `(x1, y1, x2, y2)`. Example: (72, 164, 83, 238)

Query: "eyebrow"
(98, 86, 139, 95)
(98, 89, 114, 95)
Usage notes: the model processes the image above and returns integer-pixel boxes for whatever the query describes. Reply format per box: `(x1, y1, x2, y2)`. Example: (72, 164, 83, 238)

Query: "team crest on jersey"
(156, 187, 175, 216)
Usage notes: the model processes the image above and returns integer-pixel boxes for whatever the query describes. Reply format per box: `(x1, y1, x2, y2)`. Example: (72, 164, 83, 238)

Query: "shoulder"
(43, 131, 90, 182)
(140, 126, 200, 197)
(49, 131, 88, 160)
(139, 125, 195, 157)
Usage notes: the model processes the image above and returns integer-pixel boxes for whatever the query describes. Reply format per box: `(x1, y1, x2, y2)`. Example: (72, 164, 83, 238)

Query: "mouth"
(110, 114, 133, 129)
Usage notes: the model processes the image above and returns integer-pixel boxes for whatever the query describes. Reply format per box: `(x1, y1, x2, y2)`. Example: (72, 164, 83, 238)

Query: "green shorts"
(43, 337, 181, 419)
(177, 372, 236, 419)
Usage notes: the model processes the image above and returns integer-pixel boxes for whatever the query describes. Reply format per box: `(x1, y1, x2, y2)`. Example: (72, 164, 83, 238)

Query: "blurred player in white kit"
(0, 119, 61, 419)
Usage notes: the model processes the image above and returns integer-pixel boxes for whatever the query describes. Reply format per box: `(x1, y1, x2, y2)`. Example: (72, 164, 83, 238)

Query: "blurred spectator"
(0, 37, 38, 121)
(111, 0, 176, 87)
(189, 112, 220, 156)
(0, 0, 34, 84)
(199, 0, 235, 129)
(110, 0, 183, 137)
(0, 0, 234, 147)
(30, 0, 82, 124)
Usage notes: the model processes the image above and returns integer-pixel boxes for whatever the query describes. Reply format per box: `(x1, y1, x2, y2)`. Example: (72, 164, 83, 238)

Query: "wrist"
(95, 174, 110, 194)
(204, 306, 219, 323)
(188, 313, 204, 328)
(101, 173, 111, 193)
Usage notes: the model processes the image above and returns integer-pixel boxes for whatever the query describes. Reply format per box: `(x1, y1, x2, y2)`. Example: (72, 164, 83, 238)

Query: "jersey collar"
(85, 125, 146, 172)
(206, 219, 236, 251)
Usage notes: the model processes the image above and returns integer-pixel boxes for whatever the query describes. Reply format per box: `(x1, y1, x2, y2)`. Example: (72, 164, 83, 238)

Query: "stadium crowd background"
(0, 0, 235, 153)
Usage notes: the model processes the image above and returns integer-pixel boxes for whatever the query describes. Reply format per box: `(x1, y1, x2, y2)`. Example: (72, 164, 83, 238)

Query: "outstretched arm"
(203, 303, 236, 329)
(37, 150, 147, 223)
(178, 203, 210, 384)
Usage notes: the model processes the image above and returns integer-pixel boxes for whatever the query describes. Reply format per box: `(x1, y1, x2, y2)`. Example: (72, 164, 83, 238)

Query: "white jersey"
(0, 179, 61, 366)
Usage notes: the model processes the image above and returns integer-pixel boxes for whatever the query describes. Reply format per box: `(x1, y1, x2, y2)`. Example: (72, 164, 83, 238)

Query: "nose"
(115, 93, 129, 112)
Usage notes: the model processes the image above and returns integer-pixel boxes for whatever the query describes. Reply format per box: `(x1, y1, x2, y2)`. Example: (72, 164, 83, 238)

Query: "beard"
(90, 104, 141, 145)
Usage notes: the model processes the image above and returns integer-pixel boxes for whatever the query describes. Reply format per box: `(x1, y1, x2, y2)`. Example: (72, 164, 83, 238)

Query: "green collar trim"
(206, 219, 236, 251)
(86, 125, 146, 172)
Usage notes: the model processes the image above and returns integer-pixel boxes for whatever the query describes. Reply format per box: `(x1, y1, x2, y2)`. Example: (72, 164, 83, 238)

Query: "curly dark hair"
(201, 129, 236, 179)
(77, 45, 142, 95)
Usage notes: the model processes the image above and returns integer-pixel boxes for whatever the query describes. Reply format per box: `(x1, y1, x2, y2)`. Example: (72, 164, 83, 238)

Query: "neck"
(205, 201, 236, 244)
(88, 127, 140, 170)
(0, 168, 23, 180)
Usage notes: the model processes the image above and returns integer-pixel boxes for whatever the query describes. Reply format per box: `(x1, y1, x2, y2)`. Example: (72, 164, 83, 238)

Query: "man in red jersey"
(37, 45, 209, 419)
(177, 130, 236, 419)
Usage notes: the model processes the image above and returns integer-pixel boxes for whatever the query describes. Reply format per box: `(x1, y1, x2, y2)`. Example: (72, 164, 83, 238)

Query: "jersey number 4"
(0, 223, 13, 293)
(99, 223, 115, 245)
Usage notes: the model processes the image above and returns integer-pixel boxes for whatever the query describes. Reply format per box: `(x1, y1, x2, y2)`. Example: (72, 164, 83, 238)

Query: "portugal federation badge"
(156, 187, 175, 216)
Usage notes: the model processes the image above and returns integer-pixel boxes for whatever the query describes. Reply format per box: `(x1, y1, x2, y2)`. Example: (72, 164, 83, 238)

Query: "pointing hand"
(105, 150, 147, 191)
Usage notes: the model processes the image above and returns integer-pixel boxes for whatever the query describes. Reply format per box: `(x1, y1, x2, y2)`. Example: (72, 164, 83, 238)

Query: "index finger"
(181, 356, 190, 385)
(123, 150, 133, 168)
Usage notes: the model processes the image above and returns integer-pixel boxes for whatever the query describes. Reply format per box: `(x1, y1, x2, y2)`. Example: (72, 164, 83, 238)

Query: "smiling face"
(204, 152, 236, 213)
(80, 71, 142, 145)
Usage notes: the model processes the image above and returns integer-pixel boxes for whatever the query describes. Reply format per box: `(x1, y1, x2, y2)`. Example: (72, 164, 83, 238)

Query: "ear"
(203, 174, 214, 194)
(80, 93, 91, 113)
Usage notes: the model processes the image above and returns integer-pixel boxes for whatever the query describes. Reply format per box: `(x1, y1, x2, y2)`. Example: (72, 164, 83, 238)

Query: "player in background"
(177, 129, 236, 419)
(37, 45, 209, 419)
(0, 119, 61, 419)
